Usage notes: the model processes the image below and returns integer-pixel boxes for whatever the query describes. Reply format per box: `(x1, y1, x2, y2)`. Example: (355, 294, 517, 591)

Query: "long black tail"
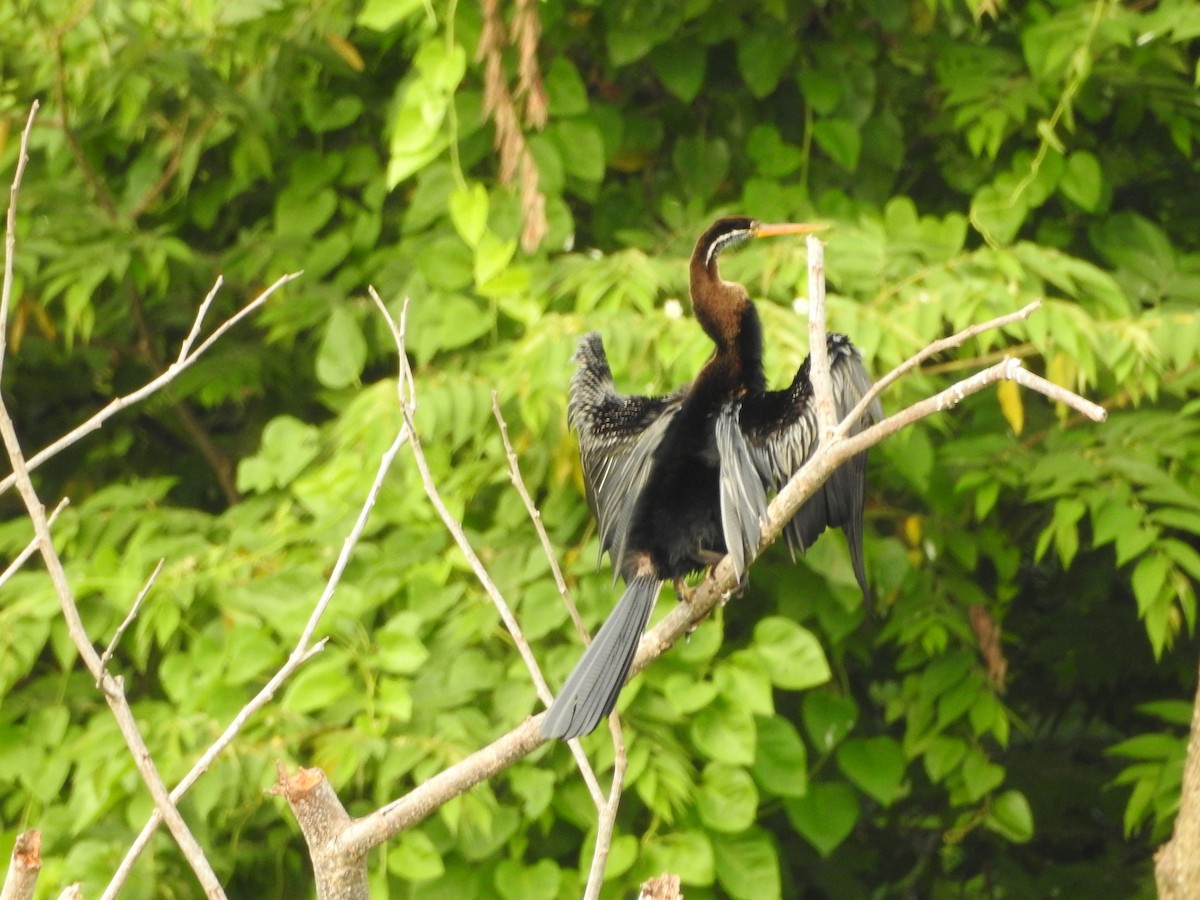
(540, 576, 662, 740)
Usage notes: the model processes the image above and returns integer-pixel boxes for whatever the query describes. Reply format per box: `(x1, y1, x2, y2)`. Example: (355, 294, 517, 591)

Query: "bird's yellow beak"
(754, 222, 830, 238)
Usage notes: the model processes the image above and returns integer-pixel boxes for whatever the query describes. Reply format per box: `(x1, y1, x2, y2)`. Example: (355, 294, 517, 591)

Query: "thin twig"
(176, 277, 224, 364)
(0, 498, 67, 591)
(583, 715, 628, 900)
(98, 559, 164, 680)
(1, 104, 226, 898)
(489, 392, 605, 807)
(491, 393, 585, 637)
(806, 234, 836, 439)
(0, 101, 39, 383)
(370, 289, 552, 703)
(0, 271, 302, 499)
(839, 299, 1044, 439)
(1009, 365, 1106, 422)
(106, 422, 410, 899)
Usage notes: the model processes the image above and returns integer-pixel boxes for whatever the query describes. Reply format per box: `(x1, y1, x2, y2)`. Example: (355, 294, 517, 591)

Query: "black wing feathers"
(741, 333, 882, 595)
(568, 333, 681, 578)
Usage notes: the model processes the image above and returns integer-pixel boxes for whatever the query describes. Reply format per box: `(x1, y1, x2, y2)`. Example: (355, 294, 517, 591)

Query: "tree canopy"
(1, 0, 1199, 896)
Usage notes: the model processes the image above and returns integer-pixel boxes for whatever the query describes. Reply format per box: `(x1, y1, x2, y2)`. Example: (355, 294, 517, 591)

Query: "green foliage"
(1, 0, 1198, 896)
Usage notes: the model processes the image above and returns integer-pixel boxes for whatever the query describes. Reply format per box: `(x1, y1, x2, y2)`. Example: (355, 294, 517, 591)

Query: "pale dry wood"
(107, 422, 411, 898)
(1154, 653, 1200, 900)
(0, 830, 41, 900)
(0, 498, 67, 591)
(272, 766, 368, 900)
(1, 101, 225, 900)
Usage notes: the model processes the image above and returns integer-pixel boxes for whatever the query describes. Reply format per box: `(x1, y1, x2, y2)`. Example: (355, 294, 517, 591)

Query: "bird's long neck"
(689, 254, 766, 395)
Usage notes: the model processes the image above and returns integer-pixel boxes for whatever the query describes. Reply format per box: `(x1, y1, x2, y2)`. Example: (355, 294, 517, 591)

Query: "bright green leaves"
(986, 790, 1035, 844)
(1109, 702, 1189, 838)
(390, 829, 445, 882)
(785, 781, 859, 857)
(386, 39, 466, 187)
(835, 736, 907, 806)
(237, 415, 321, 493)
(317, 305, 369, 389)
(750, 715, 808, 798)
(752, 617, 831, 690)
(712, 828, 781, 900)
(697, 763, 759, 832)
(803, 692, 858, 753)
(494, 859, 562, 900)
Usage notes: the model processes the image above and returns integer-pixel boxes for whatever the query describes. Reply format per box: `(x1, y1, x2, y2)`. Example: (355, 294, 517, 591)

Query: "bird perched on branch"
(541, 217, 882, 740)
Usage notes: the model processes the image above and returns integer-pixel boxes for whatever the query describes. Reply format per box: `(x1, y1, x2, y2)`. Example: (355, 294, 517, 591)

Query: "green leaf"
(751, 715, 808, 798)
(643, 831, 714, 886)
(357, 0, 423, 31)
(494, 859, 562, 900)
(812, 119, 861, 171)
(785, 781, 859, 857)
(1061, 150, 1103, 211)
(673, 135, 731, 201)
(543, 56, 588, 116)
(551, 119, 606, 183)
(1132, 553, 1170, 616)
(986, 790, 1034, 843)
(923, 735, 968, 783)
(713, 827, 781, 900)
(802, 692, 858, 752)
(753, 617, 831, 690)
(282, 651, 355, 713)
(650, 42, 707, 103)
(959, 749, 1005, 802)
(798, 69, 842, 116)
(316, 305, 368, 389)
(389, 829, 444, 882)
(697, 763, 759, 833)
(450, 182, 489, 248)
(691, 699, 756, 765)
(236, 415, 321, 493)
(737, 27, 796, 98)
(836, 736, 907, 806)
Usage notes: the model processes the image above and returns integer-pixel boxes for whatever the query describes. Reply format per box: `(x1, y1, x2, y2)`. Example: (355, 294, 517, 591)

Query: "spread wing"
(568, 332, 683, 578)
(715, 405, 769, 581)
(739, 333, 882, 596)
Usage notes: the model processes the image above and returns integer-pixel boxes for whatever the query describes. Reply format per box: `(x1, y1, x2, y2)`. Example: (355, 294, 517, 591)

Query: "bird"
(540, 216, 882, 741)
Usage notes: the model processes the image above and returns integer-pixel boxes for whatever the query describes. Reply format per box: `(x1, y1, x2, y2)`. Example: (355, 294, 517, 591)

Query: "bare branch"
(805, 234, 836, 439)
(1009, 365, 1106, 422)
(371, 289, 552, 703)
(490, 391, 606, 806)
(176, 276, 224, 364)
(271, 766, 367, 900)
(0, 101, 39, 384)
(1, 100, 225, 900)
(98, 559, 164, 679)
(0, 498, 67, 591)
(1155, 654, 1200, 898)
(491, 393, 585, 639)
(106, 420, 410, 898)
(583, 716, 628, 900)
(0, 271, 302, 499)
(839, 299, 1046, 436)
(1, 829, 41, 900)
(338, 717, 544, 858)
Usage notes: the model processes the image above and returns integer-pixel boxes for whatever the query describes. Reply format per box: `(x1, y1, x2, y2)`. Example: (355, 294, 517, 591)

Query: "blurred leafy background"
(1, 0, 1198, 896)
